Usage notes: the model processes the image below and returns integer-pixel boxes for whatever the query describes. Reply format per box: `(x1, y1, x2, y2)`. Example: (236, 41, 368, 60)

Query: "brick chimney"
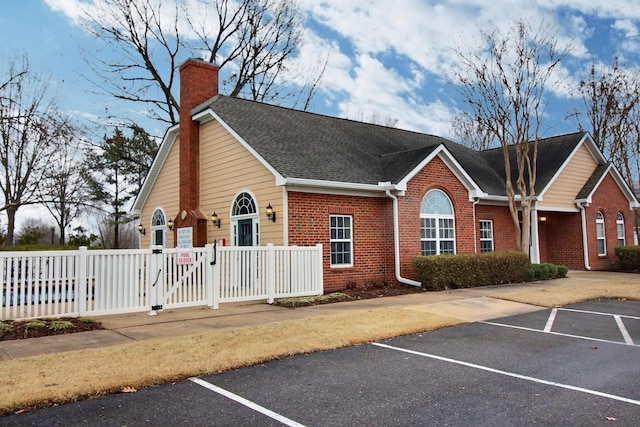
(176, 58, 219, 247)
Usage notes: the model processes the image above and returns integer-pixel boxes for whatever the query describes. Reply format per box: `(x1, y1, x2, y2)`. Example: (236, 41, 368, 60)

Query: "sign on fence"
(177, 227, 194, 265)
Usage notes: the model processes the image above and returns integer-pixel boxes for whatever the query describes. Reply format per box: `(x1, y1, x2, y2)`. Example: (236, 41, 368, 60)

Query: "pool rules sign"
(176, 227, 194, 265)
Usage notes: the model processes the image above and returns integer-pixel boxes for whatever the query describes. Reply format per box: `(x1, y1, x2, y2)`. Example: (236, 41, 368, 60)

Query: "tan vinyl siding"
(139, 139, 180, 248)
(539, 144, 598, 210)
(199, 120, 283, 245)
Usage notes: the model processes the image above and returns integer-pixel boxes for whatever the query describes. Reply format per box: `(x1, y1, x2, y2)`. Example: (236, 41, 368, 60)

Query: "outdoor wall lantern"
(167, 218, 175, 231)
(138, 223, 146, 235)
(265, 203, 276, 223)
(211, 211, 221, 228)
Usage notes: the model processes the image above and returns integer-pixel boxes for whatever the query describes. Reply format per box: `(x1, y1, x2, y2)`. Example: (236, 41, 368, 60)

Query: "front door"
(236, 218, 254, 288)
(238, 219, 253, 246)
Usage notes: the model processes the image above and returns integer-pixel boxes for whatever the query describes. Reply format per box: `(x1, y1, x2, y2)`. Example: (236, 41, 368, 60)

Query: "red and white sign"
(177, 250, 194, 265)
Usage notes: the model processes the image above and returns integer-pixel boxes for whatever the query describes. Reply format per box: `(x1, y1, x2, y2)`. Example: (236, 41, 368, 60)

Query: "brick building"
(132, 59, 639, 293)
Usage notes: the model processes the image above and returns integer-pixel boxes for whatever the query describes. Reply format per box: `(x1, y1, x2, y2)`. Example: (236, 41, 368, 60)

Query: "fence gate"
(147, 246, 165, 315)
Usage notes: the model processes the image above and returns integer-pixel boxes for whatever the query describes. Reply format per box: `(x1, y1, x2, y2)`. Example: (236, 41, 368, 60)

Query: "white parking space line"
(189, 377, 306, 427)
(482, 321, 640, 347)
(559, 308, 640, 320)
(544, 308, 558, 332)
(615, 315, 635, 345)
(372, 342, 640, 406)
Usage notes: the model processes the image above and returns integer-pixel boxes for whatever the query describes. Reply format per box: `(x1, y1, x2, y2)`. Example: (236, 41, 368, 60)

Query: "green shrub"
(49, 320, 74, 331)
(526, 263, 568, 281)
(557, 265, 569, 278)
(615, 245, 640, 270)
(78, 317, 96, 323)
(24, 320, 46, 330)
(412, 251, 530, 291)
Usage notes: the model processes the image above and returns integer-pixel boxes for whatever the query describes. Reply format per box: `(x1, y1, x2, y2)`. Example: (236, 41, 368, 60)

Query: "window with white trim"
(479, 220, 494, 252)
(617, 212, 625, 246)
(596, 211, 606, 256)
(420, 189, 455, 255)
(151, 209, 166, 247)
(330, 215, 352, 267)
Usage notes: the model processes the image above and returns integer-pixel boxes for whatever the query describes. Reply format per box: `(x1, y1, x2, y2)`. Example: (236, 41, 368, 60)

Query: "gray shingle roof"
(480, 132, 587, 196)
(196, 96, 588, 197)
(576, 163, 610, 200)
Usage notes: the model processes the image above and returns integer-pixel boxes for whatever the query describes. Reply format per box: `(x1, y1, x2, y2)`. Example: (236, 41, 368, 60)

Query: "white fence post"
(315, 244, 324, 295)
(205, 243, 214, 309)
(77, 246, 88, 316)
(266, 243, 275, 304)
(212, 243, 220, 309)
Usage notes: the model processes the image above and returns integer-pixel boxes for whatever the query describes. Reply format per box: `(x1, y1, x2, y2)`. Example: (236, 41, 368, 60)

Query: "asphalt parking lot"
(2, 300, 639, 426)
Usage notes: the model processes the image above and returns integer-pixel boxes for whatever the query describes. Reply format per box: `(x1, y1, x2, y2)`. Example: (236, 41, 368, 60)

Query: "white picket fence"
(0, 243, 323, 320)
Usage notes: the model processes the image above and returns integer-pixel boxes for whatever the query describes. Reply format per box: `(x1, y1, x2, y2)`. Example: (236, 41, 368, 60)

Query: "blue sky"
(1, 0, 639, 232)
(2, 1, 640, 141)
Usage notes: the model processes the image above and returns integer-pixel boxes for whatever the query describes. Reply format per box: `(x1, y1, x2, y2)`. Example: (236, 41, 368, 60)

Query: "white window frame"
(330, 215, 353, 267)
(230, 191, 260, 247)
(479, 220, 494, 252)
(596, 211, 606, 256)
(151, 208, 167, 247)
(420, 189, 455, 255)
(617, 212, 625, 246)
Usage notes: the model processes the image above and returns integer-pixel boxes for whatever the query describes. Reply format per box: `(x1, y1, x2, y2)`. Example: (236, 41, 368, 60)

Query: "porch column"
(530, 205, 541, 264)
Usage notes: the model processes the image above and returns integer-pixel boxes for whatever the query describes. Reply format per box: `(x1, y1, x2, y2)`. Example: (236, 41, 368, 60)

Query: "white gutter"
(385, 188, 422, 287)
(577, 202, 592, 270)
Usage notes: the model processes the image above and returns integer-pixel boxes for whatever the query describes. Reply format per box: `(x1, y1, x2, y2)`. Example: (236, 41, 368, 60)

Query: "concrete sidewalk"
(0, 271, 634, 360)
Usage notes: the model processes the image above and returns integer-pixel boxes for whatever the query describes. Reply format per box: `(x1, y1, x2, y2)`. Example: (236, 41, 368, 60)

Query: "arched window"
(596, 211, 606, 256)
(151, 209, 166, 247)
(232, 192, 257, 216)
(617, 212, 625, 246)
(231, 191, 259, 246)
(420, 189, 455, 255)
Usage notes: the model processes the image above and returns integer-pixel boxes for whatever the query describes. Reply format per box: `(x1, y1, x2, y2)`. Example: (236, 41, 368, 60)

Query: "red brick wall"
(585, 173, 635, 270)
(540, 212, 584, 269)
(397, 155, 476, 281)
(287, 192, 395, 292)
(476, 205, 519, 252)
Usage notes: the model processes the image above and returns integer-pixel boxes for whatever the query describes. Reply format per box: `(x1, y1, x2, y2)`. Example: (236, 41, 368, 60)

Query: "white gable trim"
(131, 125, 179, 215)
(396, 144, 486, 201)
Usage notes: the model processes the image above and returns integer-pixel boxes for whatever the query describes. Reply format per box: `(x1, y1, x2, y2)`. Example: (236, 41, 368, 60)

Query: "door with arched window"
(420, 189, 456, 255)
(230, 191, 260, 288)
(231, 191, 260, 247)
(151, 209, 167, 247)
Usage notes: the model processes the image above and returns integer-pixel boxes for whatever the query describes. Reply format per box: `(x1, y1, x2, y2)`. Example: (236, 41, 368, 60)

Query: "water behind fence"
(1, 244, 322, 320)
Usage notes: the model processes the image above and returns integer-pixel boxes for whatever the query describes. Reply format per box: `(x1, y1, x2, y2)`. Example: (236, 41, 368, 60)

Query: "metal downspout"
(386, 189, 422, 287)
(578, 202, 592, 270)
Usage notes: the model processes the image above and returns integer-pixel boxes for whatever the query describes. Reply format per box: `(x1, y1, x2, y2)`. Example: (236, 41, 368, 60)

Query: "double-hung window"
(479, 220, 494, 252)
(617, 212, 625, 246)
(420, 189, 455, 255)
(330, 215, 352, 267)
(596, 211, 606, 256)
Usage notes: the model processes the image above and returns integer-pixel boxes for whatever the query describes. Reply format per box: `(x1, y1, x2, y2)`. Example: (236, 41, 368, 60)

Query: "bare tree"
(453, 20, 568, 253)
(38, 136, 91, 245)
(451, 116, 494, 150)
(572, 57, 640, 243)
(573, 58, 640, 189)
(79, 0, 324, 127)
(0, 54, 73, 245)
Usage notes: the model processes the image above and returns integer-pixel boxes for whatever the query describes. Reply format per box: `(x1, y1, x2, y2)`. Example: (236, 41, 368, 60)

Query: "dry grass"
(0, 307, 463, 415)
(491, 280, 640, 307)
